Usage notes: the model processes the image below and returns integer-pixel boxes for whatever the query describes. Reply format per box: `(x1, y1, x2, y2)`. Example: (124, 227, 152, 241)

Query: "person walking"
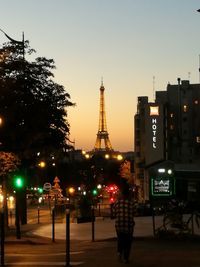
(113, 184, 135, 264)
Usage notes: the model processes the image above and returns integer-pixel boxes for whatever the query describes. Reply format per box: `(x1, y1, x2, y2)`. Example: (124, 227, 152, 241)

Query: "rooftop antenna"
(153, 76, 155, 101)
(101, 76, 104, 86)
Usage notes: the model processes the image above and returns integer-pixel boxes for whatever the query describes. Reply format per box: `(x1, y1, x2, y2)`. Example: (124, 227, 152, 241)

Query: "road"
(3, 208, 200, 266)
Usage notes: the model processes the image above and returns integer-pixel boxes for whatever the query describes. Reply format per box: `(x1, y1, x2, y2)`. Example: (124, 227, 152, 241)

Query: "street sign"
(43, 182, 52, 191)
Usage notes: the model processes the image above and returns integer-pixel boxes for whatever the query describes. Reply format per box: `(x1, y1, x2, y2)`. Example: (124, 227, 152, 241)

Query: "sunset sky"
(1, 0, 200, 152)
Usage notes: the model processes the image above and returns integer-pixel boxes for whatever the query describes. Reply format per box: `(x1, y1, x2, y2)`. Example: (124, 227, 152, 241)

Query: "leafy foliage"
(0, 151, 20, 177)
(0, 40, 75, 163)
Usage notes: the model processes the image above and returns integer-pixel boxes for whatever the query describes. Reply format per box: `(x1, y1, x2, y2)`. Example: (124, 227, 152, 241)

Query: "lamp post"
(0, 28, 24, 59)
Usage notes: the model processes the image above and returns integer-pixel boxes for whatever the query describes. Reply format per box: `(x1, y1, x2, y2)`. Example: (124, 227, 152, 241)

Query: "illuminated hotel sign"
(150, 106, 159, 116)
(152, 118, 157, 148)
(150, 177, 175, 197)
(145, 104, 164, 166)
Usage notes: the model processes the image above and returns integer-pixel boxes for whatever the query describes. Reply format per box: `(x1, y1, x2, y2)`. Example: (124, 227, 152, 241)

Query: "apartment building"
(134, 79, 200, 202)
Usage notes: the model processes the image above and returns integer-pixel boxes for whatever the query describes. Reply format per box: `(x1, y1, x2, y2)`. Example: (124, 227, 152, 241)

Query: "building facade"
(134, 79, 200, 203)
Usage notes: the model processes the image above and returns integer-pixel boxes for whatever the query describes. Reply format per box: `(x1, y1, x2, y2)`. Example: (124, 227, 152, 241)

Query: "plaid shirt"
(113, 198, 135, 234)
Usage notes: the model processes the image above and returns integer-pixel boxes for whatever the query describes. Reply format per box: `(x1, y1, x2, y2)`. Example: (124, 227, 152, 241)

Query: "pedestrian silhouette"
(113, 183, 135, 264)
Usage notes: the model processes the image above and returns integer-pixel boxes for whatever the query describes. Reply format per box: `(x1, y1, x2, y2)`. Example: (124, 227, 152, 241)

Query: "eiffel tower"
(94, 81, 113, 152)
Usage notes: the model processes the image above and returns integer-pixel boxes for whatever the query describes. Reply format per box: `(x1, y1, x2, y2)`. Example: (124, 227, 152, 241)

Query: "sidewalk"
(30, 216, 156, 241)
(3, 215, 200, 267)
(30, 215, 200, 241)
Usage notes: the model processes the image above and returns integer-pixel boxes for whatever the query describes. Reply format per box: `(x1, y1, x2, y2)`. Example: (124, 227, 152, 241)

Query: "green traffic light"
(14, 176, 24, 188)
(38, 187, 43, 193)
(92, 189, 97, 195)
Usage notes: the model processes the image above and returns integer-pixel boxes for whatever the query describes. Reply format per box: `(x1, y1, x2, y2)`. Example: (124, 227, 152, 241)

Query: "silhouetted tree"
(0, 40, 75, 169)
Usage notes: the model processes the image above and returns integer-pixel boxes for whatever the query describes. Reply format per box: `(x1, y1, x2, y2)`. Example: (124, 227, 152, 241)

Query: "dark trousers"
(117, 231, 133, 261)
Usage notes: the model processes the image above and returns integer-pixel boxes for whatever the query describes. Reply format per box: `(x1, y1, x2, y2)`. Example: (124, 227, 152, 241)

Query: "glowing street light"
(105, 154, 110, 159)
(38, 161, 46, 168)
(68, 187, 75, 195)
(117, 154, 123, 161)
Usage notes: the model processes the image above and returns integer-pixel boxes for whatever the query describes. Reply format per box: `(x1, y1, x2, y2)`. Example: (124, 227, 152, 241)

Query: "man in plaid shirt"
(113, 185, 135, 264)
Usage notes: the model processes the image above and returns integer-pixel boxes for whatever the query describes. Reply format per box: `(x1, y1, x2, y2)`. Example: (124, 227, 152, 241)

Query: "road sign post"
(13, 175, 25, 239)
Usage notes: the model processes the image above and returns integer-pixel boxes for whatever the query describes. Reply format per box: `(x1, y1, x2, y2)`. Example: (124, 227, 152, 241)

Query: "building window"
(170, 125, 174, 130)
(196, 136, 200, 143)
(170, 113, 174, 118)
(183, 105, 188, 112)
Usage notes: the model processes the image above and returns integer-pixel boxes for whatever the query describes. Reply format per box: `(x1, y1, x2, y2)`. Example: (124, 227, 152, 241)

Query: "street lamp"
(0, 29, 24, 59)
(117, 154, 123, 161)
(105, 154, 110, 159)
(38, 160, 46, 168)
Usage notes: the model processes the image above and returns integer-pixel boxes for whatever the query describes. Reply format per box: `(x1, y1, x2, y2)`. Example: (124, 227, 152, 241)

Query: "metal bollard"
(37, 206, 40, 224)
(66, 208, 70, 266)
(15, 191, 21, 239)
(52, 207, 55, 242)
(91, 205, 95, 242)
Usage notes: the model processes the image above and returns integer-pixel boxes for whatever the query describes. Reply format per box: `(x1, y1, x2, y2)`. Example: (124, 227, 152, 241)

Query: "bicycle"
(156, 201, 200, 237)
(162, 210, 190, 234)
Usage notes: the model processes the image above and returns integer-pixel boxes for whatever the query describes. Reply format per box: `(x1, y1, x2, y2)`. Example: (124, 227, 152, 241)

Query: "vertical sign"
(145, 104, 164, 166)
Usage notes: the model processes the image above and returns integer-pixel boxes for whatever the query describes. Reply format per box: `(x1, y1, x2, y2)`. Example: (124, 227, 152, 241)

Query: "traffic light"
(92, 189, 97, 196)
(38, 187, 43, 194)
(14, 176, 24, 189)
(106, 184, 118, 193)
(110, 197, 115, 203)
